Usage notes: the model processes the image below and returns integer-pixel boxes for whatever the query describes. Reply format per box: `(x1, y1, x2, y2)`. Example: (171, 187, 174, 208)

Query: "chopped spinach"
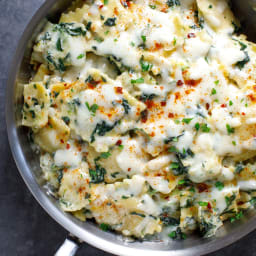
(90, 121, 118, 143)
(62, 116, 70, 125)
(122, 99, 130, 114)
(130, 212, 146, 218)
(235, 163, 244, 174)
(236, 52, 250, 69)
(164, 134, 183, 144)
(56, 38, 63, 51)
(199, 221, 215, 237)
(104, 18, 116, 26)
(166, 0, 180, 7)
(159, 211, 180, 226)
(140, 93, 156, 102)
(89, 164, 106, 183)
(53, 23, 86, 36)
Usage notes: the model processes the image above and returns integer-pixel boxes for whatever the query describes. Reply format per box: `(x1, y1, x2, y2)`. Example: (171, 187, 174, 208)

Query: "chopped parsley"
(168, 227, 186, 240)
(149, 4, 156, 9)
(77, 53, 85, 59)
(215, 181, 224, 191)
(100, 223, 111, 231)
(140, 56, 153, 72)
(141, 35, 146, 43)
(226, 124, 235, 135)
(201, 123, 210, 133)
(131, 77, 144, 84)
(230, 211, 243, 223)
(182, 118, 193, 124)
(85, 102, 99, 116)
(198, 201, 208, 207)
(195, 122, 200, 131)
(211, 88, 217, 95)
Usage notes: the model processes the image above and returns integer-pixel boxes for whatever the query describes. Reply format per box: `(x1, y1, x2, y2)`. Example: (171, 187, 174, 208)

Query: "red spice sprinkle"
(141, 110, 148, 123)
(207, 202, 212, 210)
(177, 80, 184, 86)
(197, 183, 210, 193)
(241, 112, 246, 116)
(116, 140, 122, 146)
(185, 78, 202, 87)
(99, 4, 104, 8)
(221, 103, 227, 108)
(187, 33, 196, 38)
(60, 139, 64, 144)
(66, 143, 71, 150)
(206, 103, 210, 110)
(115, 87, 123, 94)
(168, 113, 174, 118)
(161, 101, 167, 107)
(128, 168, 131, 172)
(237, 201, 244, 205)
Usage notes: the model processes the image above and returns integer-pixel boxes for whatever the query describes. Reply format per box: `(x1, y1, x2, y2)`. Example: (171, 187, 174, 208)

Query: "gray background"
(1, 0, 256, 255)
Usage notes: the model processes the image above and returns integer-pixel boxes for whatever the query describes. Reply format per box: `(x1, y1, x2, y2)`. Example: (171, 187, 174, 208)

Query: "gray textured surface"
(1, 1, 256, 255)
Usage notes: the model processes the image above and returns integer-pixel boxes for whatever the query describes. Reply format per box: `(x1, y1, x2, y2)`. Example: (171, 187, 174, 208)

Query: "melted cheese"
(23, 0, 256, 240)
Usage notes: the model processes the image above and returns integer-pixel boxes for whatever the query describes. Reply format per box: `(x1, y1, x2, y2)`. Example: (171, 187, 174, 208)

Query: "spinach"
(46, 53, 69, 73)
(56, 38, 63, 51)
(169, 160, 188, 176)
(164, 134, 183, 144)
(130, 212, 146, 218)
(236, 52, 250, 69)
(140, 93, 156, 102)
(235, 163, 244, 174)
(86, 21, 92, 31)
(166, 0, 180, 7)
(199, 221, 215, 237)
(159, 211, 180, 226)
(53, 23, 86, 36)
(232, 21, 241, 34)
(89, 164, 106, 183)
(90, 121, 118, 142)
(122, 99, 130, 114)
(225, 194, 236, 210)
(62, 116, 70, 125)
(104, 18, 116, 26)
(99, 152, 111, 159)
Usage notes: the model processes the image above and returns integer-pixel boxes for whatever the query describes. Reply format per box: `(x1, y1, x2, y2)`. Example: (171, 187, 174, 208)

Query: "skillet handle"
(55, 234, 82, 256)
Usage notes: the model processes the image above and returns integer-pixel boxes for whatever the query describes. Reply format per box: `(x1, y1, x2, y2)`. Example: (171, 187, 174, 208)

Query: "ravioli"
(22, 0, 256, 239)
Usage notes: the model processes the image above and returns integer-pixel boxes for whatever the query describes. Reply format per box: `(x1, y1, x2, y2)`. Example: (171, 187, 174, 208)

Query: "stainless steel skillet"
(5, 0, 256, 255)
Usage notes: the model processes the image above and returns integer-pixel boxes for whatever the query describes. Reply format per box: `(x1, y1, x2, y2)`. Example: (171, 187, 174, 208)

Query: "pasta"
(22, 0, 256, 240)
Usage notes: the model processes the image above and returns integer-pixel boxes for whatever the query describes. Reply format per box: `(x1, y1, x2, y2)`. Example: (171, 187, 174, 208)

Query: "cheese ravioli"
(22, 0, 256, 239)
